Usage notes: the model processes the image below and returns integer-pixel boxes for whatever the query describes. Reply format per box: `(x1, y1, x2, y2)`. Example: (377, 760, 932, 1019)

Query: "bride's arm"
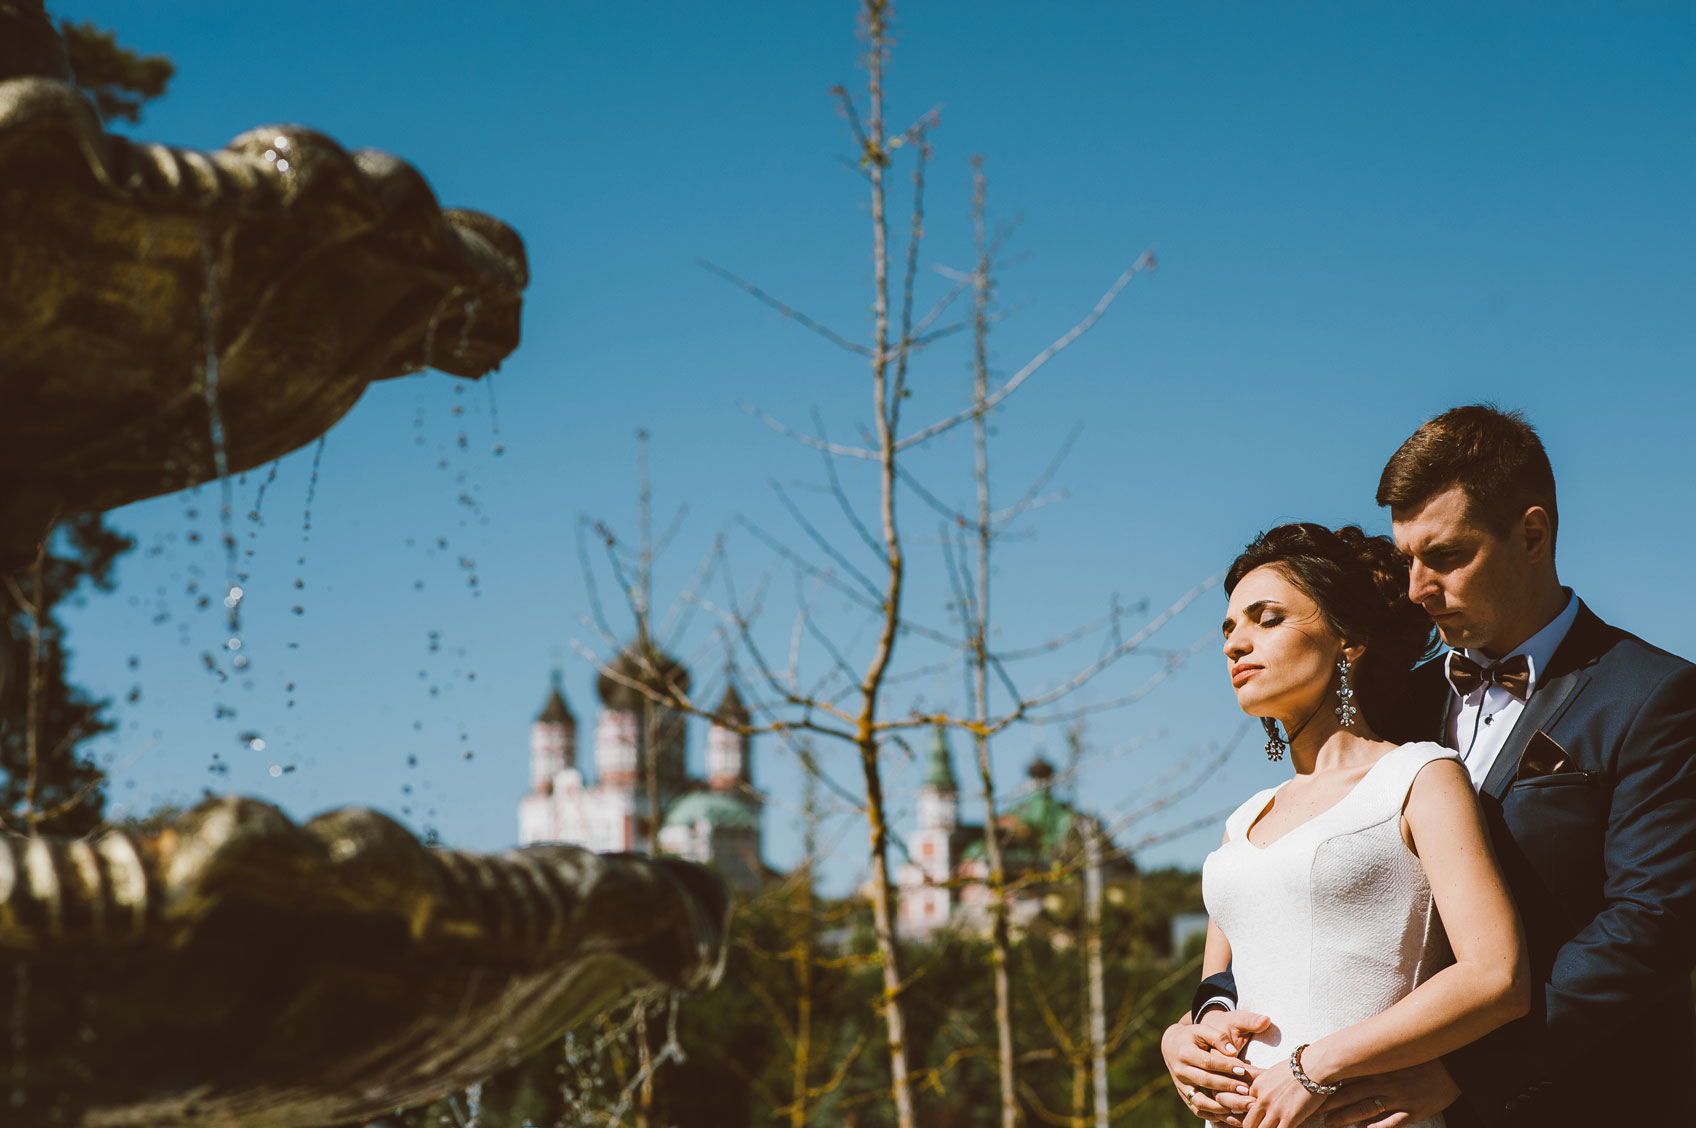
(1202, 916, 1232, 979)
(1162, 835, 1264, 1126)
(1296, 757, 1529, 1084)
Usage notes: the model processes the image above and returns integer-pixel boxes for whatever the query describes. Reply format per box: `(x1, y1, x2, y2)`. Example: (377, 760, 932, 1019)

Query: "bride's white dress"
(1202, 741, 1457, 1128)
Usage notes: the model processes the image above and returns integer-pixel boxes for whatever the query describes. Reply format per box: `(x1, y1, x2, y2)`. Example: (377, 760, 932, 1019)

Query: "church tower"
(707, 683, 752, 792)
(530, 670, 576, 793)
(901, 722, 960, 935)
(917, 722, 960, 838)
(519, 671, 580, 844)
(595, 637, 690, 801)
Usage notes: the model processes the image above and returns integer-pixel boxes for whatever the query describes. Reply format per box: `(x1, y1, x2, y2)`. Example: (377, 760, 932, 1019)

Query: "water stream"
(198, 228, 244, 660)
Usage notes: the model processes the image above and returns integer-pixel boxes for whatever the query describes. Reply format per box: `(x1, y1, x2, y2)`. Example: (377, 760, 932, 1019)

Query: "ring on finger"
(1373, 1096, 1387, 1115)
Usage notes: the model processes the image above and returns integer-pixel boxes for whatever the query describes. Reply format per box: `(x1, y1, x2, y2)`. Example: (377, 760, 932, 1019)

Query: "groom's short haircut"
(1377, 404, 1559, 552)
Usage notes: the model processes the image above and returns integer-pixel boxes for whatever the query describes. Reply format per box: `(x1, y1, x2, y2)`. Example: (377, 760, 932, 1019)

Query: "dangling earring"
(1262, 717, 1287, 761)
(1335, 657, 1358, 729)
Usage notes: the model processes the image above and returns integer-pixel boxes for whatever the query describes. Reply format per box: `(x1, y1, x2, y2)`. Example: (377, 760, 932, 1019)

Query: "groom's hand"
(1161, 1008, 1269, 1124)
(1322, 1059, 1460, 1128)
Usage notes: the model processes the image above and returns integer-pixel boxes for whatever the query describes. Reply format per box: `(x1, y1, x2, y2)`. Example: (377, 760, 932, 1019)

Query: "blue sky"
(51, 2, 1696, 891)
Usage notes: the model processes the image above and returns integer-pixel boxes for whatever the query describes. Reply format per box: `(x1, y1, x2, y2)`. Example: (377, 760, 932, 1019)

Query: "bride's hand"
(1244, 1058, 1326, 1128)
(1161, 1011, 1263, 1124)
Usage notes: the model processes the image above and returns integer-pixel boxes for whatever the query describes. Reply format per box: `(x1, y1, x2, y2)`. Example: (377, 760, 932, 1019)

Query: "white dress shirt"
(1445, 590, 1581, 788)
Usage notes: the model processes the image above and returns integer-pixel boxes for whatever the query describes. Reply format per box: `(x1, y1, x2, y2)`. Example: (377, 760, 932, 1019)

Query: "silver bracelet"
(1289, 1043, 1340, 1097)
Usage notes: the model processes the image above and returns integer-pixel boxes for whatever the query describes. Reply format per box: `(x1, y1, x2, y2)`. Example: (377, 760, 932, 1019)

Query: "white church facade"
(897, 725, 1134, 939)
(518, 644, 765, 893)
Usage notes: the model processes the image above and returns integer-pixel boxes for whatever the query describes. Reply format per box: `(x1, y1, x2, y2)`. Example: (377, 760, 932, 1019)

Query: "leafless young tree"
(574, 4, 1229, 1123)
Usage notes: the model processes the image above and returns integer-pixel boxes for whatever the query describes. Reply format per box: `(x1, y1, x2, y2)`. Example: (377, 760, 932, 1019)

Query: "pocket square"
(1516, 730, 1575, 779)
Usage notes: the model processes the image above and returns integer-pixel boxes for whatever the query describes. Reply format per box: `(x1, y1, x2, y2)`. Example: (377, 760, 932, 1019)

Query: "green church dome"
(663, 790, 760, 832)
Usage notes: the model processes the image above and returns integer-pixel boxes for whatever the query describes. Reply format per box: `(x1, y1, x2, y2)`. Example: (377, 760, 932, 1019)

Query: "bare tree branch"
(812, 406, 887, 563)
(699, 259, 872, 357)
(894, 249, 1156, 451)
(1012, 579, 1218, 714)
(740, 402, 878, 460)
(772, 480, 885, 603)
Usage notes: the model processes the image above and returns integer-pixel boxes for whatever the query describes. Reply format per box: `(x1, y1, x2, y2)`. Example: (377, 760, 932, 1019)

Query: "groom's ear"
(1519, 506, 1554, 565)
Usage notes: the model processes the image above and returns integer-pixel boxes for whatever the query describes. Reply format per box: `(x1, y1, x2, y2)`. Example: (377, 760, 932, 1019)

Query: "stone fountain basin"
(0, 797, 728, 1127)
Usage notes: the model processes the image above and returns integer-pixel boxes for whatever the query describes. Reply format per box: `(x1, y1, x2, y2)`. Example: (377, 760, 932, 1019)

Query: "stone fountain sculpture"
(0, 5, 729, 1124)
(0, 0, 525, 572)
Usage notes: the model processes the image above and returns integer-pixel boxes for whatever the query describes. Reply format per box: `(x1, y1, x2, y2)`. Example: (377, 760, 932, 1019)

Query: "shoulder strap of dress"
(1318, 743, 1460, 835)
(1223, 784, 1282, 843)
(1372, 742, 1462, 811)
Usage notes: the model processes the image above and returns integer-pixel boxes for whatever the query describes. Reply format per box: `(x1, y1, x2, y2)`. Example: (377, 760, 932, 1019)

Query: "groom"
(1164, 405, 1696, 1128)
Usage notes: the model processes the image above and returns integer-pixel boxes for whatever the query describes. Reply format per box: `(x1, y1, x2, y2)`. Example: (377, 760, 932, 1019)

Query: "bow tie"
(1447, 653, 1532, 701)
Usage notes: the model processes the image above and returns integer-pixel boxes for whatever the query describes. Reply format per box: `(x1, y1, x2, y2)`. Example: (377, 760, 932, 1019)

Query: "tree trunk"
(1086, 823, 1108, 1128)
(968, 157, 1021, 1128)
(860, 4, 915, 1124)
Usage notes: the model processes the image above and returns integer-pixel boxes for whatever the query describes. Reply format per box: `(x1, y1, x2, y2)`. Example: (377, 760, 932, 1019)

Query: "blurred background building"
(518, 646, 765, 892)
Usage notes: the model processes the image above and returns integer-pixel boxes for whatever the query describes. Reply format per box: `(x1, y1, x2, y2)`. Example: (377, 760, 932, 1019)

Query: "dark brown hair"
(1226, 523, 1437, 741)
(1376, 404, 1558, 552)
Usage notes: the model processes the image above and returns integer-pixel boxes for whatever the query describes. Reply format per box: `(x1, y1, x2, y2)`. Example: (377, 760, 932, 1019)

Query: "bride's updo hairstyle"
(1225, 523, 1438, 741)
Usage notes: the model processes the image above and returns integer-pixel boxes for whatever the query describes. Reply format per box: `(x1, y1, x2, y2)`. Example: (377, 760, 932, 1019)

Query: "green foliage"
(0, 515, 133, 835)
(58, 19, 174, 124)
(421, 868, 1209, 1126)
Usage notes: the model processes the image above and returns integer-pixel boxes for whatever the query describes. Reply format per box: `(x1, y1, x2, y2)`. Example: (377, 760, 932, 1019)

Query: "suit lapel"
(1480, 601, 1605, 801)
(1481, 671, 1586, 799)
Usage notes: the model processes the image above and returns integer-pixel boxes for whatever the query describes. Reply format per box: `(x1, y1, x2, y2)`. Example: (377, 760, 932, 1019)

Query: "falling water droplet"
(247, 457, 281, 529)
(301, 435, 328, 539)
(485, 373, 504, 454)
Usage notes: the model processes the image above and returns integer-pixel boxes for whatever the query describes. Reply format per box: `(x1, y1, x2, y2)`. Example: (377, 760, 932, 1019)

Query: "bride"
(1170, 523, 1527, 1128)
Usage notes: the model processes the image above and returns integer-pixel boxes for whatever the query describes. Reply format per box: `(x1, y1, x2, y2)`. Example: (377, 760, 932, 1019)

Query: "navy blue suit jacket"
(1195, 602, 1696, 1127)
